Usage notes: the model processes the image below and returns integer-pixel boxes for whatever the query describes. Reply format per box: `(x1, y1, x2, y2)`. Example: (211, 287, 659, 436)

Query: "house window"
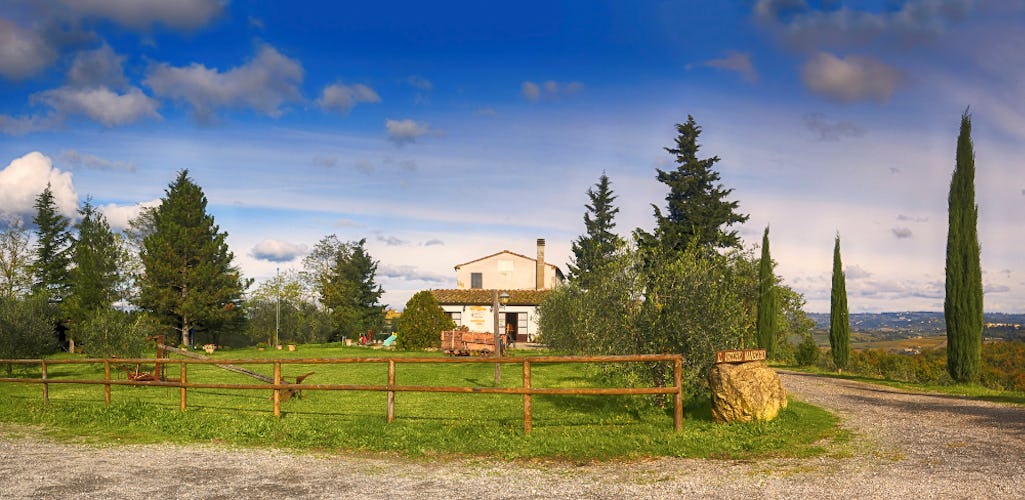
(471, 272, 483, 289)
(448, 311, 461, 324)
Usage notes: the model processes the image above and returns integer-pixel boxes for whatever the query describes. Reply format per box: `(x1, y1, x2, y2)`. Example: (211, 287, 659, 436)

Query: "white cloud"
(59, 150, 137, 172)
(0, 152, 78, 220)
(802, 113, 864, 141)
(377, 235, 407, 246)
(0, 114, 59, 136)
(32, 86, 160, 127)
(317, 83, 380, 114)
(67, 44, 128, 89)
(312, 155, 338, 167)
(144, 44, 304, 121)
(521, 80, 583, 102)
(99, 199, 160, 231)
(801, 52, 903, 103)
(703, 52, 758, 83)
(844, 264, 873, 280)
(59, 0, 225, 31)
(377, 264, 449, 284)
(892, 227, 913, 239)
(385, 118, 433, 146)
(406, 75, 433, 91)
(250, 239, 308, 263)
(0, 18, 56, 80)
(754, 0, 974, 49)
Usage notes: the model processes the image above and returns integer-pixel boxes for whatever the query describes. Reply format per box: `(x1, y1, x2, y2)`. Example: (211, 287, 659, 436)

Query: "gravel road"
(1, 371, 1023, 499)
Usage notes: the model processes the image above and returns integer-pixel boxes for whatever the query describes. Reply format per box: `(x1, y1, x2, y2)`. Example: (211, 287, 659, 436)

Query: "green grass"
(784, 365, 1025, 407)
(0, 344, 844, 461)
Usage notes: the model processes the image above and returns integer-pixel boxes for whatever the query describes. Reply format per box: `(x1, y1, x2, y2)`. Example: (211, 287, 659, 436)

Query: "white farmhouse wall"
(455, 252, 560, 290)
(440, 304, 541, 341)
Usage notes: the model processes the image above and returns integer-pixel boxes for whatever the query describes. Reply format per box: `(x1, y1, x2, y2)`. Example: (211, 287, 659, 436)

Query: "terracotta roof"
(431, 288, 551, 306)
(454, 250, 561, 272)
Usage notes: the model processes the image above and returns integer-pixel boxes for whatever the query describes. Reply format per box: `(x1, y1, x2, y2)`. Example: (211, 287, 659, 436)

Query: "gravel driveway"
(1, 371, 1023, 499)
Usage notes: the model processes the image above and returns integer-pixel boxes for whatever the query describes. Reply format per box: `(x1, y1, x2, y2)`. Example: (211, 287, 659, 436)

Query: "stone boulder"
(708, 361, 787, 423)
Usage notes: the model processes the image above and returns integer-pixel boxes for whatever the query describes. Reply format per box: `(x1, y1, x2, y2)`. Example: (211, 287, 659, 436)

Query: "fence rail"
(0, 354, 684, 434)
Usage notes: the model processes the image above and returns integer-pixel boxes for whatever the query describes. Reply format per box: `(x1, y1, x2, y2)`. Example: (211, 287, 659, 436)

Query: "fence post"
(674, 356, 683, 432)
(41, 360, 48, 404)
(104, 360, 111, 405)
(387, 360, 395, 423)
(273, 362, 281, 418)
(179, 361, 187, 412)
(523, 360, 532, 434)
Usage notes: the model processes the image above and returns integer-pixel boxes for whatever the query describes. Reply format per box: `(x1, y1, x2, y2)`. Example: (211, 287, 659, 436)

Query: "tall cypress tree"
(139, 170, 249, 346)
(30, 184, 72, 303)
(829, 234, 850, 370)
(636, 115, 749, 255)
(568, 172, 625, 288)
(945, 109, 983, 383)
(66, 201, 122, 348)
(756, 225, 776, 357)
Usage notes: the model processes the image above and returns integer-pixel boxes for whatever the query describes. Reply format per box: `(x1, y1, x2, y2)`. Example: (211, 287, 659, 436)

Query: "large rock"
(708, 361, 787, 423)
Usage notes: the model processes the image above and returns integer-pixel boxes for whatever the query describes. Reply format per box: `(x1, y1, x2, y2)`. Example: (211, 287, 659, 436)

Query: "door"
(504, 312, 521, 343)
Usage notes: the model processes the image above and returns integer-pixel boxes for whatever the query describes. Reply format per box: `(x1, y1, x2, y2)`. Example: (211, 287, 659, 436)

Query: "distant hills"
(806, 311, 1025, 341)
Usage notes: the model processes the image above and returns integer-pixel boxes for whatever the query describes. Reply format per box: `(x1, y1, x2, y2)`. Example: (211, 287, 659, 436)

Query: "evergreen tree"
(829, 234, 850, 370)
(567, 172, 625, 288)
(30, 184, 72, 303)
(945, 109, 983, 383)
(636, 115, 749, 255)
(396, 290, 454, 350)
(138, 170, 249, 346)
(66, 201, 123, 347)
(319, 238, 385, 340)
(756, 225, 777, 357)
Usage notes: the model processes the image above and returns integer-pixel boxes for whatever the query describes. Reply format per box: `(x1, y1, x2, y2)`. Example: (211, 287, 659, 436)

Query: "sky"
(1, 0, 1024, 313)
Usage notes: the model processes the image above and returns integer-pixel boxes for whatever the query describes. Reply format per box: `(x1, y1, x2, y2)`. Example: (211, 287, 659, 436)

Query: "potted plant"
(256, 342, 267, 351)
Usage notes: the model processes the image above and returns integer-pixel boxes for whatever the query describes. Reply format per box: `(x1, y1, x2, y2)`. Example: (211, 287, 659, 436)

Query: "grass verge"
(0, 344, 844, 461)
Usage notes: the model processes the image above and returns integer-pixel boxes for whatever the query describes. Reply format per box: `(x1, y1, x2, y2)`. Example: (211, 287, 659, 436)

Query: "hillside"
(806, 311, 1025, 342)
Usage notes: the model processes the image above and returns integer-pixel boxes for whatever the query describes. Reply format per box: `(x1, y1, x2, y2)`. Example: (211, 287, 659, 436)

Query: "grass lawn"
(0, 344, 845, 461)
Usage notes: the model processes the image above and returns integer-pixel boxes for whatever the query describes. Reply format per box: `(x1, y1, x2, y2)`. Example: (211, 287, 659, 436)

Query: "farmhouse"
(431, 239, 563, 343)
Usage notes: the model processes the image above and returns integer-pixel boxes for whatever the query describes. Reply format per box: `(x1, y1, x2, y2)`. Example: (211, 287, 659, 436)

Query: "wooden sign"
(714, 349, 767, 364)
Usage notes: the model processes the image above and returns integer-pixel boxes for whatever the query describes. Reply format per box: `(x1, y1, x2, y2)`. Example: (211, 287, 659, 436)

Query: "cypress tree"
(829, 234, 850, 370)
(636, 115, 749, 255)
(568, 172, 625, 287)
(756, 225, 776, 357)
(139, 170, 249, 346)
(944, 109, 983, 383)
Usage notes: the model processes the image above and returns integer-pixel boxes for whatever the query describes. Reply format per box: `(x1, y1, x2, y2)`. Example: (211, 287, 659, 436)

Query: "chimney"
(536, 238, 545, 290)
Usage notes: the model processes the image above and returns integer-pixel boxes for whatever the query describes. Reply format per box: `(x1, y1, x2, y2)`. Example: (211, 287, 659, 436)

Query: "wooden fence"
(0, 354, 684, 434)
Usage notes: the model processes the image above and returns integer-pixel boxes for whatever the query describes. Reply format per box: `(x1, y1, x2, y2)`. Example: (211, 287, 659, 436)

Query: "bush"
(81, 309, 156, 358)
(795, 334, 820, 366)
(396, 291, 454, 350)
(0, 295, 58, 365)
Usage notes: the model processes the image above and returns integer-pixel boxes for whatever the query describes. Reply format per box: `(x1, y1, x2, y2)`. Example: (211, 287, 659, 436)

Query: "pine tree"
(829, 234, 850, 370)
(66, 201, 122, 346)
(568, 172, 625, 288)
(30, 184, 72, 303)
(636, 115, 749, 255)
(945, 109, 983, 383)
(320, 238, 385, 340)
(756, 225, 777, 357)
(138, 170, 249, 346)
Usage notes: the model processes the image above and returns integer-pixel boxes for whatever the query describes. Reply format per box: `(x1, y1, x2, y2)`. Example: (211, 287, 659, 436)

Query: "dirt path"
(1, 371, 1023, 499)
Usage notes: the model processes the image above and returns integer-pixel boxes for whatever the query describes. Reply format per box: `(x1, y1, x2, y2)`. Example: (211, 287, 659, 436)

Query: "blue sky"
(2, 0, 1024, 313)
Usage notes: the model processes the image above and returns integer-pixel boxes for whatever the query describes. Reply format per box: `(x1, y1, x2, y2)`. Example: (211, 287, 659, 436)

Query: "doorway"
(504, 312, 522, 343)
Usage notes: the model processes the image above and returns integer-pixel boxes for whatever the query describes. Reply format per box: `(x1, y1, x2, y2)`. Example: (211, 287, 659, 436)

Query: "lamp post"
(493, 290, 510, 384)
(274, 267, 280, 348)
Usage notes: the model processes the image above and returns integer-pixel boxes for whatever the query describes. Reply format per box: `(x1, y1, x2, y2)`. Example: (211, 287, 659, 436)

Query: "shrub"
(396, 291, 454, 350)
(0, 295, 58, 366)
(81, 309, 156, 359)
(795, 334, 820, 366)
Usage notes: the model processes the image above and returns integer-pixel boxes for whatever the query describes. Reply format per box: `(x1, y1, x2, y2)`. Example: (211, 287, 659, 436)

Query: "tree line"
(0, 170, 387, 359)
(540, 109, 988, 398)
